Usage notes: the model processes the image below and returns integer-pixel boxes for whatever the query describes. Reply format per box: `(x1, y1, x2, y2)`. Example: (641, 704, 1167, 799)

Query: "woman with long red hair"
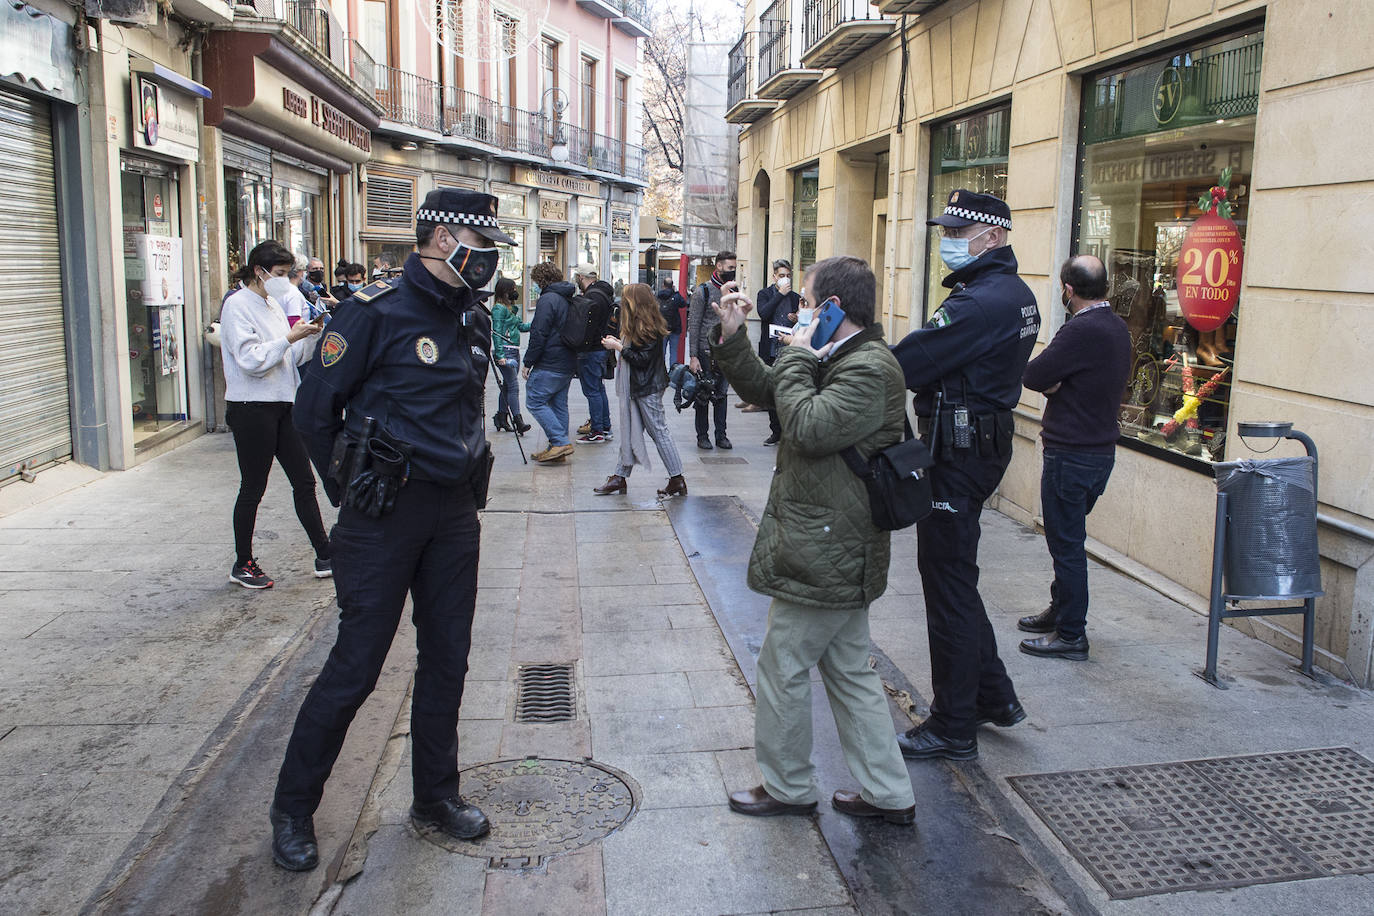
(593, 283, 687, 497)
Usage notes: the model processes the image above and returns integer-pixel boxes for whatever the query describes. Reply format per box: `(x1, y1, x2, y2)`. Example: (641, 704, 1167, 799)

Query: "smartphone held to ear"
(809, 298, 846, 347)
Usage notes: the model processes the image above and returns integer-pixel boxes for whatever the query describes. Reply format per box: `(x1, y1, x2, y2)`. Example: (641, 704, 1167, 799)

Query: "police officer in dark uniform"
(891, 190, 1040, 761)
(268, 189, 512, 871)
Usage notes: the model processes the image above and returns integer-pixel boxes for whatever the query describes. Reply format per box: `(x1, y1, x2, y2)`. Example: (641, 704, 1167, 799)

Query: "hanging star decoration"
(1197, 167, 1235, 219)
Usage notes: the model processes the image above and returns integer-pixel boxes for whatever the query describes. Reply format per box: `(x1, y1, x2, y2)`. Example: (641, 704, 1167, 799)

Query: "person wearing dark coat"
(521, 262, 579, 462)
(656, 279, 686, 366)
(753, 259, 800, 445)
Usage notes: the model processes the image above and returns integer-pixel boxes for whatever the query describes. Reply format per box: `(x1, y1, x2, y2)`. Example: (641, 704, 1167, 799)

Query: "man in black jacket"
(1018, 255, 1131, 660)
(753, 259, 800, 445)
(890, 190, 1039, 762)
(656, 279, 686, 366)
(522, 261, 580, 462)
(273, 189, 510, 871)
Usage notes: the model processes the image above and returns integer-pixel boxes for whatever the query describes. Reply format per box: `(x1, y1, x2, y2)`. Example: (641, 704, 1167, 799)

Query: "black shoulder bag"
(840, 418, 934, 531)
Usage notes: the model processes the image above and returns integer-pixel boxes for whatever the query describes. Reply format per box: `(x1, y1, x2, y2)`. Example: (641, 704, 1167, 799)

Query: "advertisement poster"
(158, 307, 180, 377)
(132, 233, 184, 306)
(1177, 209, 1244, 332)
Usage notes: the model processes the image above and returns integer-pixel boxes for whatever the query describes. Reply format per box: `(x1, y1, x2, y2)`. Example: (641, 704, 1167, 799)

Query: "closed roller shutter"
(0, 86, 70, 481)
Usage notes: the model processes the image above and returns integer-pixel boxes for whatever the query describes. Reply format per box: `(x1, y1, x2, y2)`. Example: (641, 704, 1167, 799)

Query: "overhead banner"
(682, 42, 738, 258)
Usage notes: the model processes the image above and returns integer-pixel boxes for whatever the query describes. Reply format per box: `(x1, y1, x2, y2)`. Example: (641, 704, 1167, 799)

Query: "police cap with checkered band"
(927, 189, 1013, 231)
(416, 188, 517, 245)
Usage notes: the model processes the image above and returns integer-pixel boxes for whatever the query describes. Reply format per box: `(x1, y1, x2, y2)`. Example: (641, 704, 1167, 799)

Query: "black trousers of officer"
(916, 448, 1019, 742)
(274, 479, 480, 816)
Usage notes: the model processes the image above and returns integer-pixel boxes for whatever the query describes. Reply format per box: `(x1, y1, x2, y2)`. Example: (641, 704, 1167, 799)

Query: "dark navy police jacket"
(892, 245, 1040, 416)
(294, 252, 492, 494)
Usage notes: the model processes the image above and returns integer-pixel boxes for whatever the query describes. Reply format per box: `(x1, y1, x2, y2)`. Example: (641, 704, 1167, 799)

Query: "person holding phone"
(218, 240, 329, 590)
(708, 255, 918, 827)
(754, 259, 800, 445)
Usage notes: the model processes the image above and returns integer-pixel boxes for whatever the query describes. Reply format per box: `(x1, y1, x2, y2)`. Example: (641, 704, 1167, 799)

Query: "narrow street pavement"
(2, 383, 1373, 915)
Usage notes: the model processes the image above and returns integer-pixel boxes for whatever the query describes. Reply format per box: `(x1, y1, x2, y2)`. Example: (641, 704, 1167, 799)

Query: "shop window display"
(498, 224, 526, 297)
(578, 230, 602, 271)
(1075, 28, 1262, 464)
(924, 105, 1009, 319)
(791, 165, 818, 274)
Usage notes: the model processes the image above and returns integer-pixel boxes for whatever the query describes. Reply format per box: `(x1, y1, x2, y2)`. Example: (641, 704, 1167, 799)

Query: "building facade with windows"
(726, 0, 1374, 686)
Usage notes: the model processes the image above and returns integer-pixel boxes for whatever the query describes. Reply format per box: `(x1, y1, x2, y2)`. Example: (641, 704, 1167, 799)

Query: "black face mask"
(718, 269, 736, 283)
(307, 269, 325, 284)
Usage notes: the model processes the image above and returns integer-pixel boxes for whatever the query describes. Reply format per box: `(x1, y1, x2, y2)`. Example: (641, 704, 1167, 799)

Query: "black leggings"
(226, 401, 330, 565)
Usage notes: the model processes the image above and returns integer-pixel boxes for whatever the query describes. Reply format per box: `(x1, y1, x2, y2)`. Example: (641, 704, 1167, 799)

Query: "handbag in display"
(840, 421, 934, 531)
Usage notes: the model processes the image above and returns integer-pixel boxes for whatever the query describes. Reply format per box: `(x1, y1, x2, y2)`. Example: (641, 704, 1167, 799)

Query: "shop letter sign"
(1177, 208, 1243, 332)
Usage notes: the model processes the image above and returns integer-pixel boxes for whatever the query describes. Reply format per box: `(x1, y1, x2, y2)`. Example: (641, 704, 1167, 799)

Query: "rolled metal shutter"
(0, 86, 71, 481)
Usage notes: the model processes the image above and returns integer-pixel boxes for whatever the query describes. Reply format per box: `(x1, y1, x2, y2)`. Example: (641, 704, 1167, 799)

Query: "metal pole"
(1288, 429, 1319, 678)
(1202, 491, 1229, 687)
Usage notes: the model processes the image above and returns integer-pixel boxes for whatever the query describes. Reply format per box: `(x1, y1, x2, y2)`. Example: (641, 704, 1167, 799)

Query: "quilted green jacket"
(711, 323, 907, 610)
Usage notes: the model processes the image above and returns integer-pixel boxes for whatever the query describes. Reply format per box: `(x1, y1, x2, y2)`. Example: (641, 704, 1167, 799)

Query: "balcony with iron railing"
(613, 0, 652, 38)
(874, 0, 947, 15)
(757, 0, 823, 100)
(801, 0, 893, 70)
(726, 33, 780, 123)
(353, 46, 647, 184)
(241, 0, 348, 73)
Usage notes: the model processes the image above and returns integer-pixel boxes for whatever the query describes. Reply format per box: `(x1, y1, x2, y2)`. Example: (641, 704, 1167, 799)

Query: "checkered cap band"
(416, 209, 502, 229)
(943, 205, 1011, 229)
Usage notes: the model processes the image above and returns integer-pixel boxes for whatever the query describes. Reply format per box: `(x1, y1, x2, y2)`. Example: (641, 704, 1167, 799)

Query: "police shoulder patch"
(321, 331, 348, 366)
(353, 279, 399, 303)
(928, 307, 952, 329)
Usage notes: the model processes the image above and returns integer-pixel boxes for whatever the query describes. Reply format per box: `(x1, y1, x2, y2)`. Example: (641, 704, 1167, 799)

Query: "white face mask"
(260, 271, 294, 303)
(776, 276, 791, 292)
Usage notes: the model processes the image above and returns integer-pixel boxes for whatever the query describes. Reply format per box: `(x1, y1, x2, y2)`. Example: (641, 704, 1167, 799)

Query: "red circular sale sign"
(1177, 209, 1244, 332)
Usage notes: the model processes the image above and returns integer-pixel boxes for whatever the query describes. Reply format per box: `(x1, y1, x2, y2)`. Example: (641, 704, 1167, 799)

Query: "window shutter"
(365, 173, 416, 232)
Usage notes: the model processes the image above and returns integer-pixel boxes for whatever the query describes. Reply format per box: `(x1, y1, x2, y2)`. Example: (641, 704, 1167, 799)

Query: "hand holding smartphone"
(809, 298, 846, 348)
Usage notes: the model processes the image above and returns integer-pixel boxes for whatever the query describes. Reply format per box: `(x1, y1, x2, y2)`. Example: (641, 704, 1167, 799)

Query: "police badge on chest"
(415, 337, 439, 365)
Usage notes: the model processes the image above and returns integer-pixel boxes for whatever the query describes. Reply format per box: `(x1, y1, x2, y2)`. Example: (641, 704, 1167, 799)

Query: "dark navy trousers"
(1040, 448, 1114, 641)
(274, 479, 480, 816)
(916, 450, 1019, 741)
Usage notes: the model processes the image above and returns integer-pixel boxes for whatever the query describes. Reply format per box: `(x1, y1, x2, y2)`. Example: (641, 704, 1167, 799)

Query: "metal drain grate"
(514, 664, 576, 723)
(1009, 747, 1374, 898)
(699, 456, 747, 465)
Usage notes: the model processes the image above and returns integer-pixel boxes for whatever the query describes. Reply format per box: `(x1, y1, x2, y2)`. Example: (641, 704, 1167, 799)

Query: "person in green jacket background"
(710, 255, 918, 827)
(491, 277, 532, 433)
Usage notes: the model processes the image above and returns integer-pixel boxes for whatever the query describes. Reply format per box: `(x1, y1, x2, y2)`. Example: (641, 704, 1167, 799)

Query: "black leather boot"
(269, 805, 319, 871)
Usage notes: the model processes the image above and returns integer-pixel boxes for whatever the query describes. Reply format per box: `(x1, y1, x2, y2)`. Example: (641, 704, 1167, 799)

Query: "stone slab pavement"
(1, 379, 1371, 915)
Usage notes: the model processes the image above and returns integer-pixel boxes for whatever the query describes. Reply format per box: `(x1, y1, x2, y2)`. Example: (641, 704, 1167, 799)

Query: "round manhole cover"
(417, 758, 639, 866)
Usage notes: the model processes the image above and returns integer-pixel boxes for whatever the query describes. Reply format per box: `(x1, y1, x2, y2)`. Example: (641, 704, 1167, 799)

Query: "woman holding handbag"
(491, 278, 532, 434)
(592, 284, 687, 498)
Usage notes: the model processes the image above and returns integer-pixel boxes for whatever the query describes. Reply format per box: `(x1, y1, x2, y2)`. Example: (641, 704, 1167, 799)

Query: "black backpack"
(560, 291, 615, 352)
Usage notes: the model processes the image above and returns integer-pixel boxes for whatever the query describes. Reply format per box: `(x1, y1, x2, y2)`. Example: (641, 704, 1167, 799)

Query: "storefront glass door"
(121, 163, 189, 444)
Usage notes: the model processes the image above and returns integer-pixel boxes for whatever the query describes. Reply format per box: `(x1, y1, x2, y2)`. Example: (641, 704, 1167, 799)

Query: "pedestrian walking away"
(592, 283, 687, 499)
(890, 189, 1040, 761)
(1018, 254, 1132, 661)
(491, 277, 533, 435)
(522, 261, 579, 463)
(571, 264, 616, 443)
(656, 277, 686, 368)
(687, 250, 738, 450)
(268, 188, 513, 872)
(711, 255, 917, 826)
(754, 258, 800, 445)
(218, 240, 329, 589)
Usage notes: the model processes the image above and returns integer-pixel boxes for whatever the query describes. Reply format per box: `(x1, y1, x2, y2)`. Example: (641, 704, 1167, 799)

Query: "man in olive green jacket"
(710, 256, 917, 825)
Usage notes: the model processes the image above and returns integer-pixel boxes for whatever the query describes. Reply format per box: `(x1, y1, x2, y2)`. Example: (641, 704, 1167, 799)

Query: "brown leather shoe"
(657, 475, 687, 498)
(593, 474, 627, 495)
(727, 785, 817, 818)
(831, 790, 916, 825)
(535, 443, 574, 463)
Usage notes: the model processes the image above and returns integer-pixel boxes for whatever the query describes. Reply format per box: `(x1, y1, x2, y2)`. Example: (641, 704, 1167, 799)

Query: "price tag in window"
(1178, 210, 1244, 332)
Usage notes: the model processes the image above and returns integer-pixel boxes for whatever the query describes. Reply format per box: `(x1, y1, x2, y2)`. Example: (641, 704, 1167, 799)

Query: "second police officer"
(891, 190, 1040, 762)
(268, 189, 512, 871)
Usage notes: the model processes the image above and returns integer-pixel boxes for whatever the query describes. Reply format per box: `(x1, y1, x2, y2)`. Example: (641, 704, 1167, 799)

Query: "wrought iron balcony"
(576, 0, 622, 19)
(757, 0, 823, 100)
(801, 0, 892, 70)
(348, 38, 376, 98)
(613, 0, 652, 38)
(242, 0, 347, 72)
(726, 33, 780, 123)
(374, 64, 443, 133)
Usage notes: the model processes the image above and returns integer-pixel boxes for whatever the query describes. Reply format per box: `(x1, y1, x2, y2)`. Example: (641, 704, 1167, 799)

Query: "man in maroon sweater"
(1018, 255, 1131, 660)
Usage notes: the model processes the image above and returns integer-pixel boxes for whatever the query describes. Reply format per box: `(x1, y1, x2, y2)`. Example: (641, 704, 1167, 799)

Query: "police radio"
(952, 407, 972, 450)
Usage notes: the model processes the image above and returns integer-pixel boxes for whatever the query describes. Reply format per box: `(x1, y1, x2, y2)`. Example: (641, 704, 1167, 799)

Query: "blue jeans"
(664, 332, 681, 367)
(525, 368, 573, 446)
(1041, 448, 1115, 641)
(496, 358, 522, 419)
(577, 350, 611, 433)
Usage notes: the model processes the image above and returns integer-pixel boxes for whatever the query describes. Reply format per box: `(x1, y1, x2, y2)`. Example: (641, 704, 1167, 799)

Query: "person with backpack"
(656, 278, 686, 367)
(522, 262, 580, 463)
(686, 250, 737, 450)
(571, 265, 615, 443)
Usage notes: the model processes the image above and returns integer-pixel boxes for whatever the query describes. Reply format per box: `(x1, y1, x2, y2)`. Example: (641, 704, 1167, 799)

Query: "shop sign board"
(1177, 210, 1243, 332)
(540, 197, 569, 223)
(0, 1, 76, 102)
(281, 87, 372, 154)
(518, 167, 597, 197)
(611, 209, 633, 243)
(131, 233, 185, 306)
(131, 77, 201, 161)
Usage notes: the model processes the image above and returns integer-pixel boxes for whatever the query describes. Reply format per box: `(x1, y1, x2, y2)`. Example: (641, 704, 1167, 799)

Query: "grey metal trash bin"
(1213, 457, 1322, 600)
